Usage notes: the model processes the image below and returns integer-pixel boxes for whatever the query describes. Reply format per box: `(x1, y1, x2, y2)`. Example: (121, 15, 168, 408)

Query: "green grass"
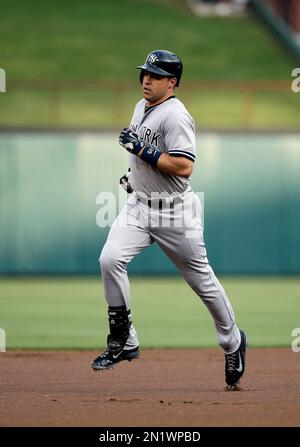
(0, 0, 292, 81)
(0, 276, 298, 349)
(185, 90, 300, 129)
(1, 88, 299, 130)
(0, 0, 296, 129)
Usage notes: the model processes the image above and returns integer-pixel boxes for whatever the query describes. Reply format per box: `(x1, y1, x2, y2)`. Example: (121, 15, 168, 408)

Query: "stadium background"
(0, 0, 299, 351)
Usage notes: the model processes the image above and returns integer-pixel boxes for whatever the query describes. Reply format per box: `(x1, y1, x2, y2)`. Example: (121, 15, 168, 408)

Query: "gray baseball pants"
(99, 189, 241, 354)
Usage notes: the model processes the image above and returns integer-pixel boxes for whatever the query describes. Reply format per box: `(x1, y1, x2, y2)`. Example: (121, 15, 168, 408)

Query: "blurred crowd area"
(193, 0, 300, 36)
(268, 0, 300, 37)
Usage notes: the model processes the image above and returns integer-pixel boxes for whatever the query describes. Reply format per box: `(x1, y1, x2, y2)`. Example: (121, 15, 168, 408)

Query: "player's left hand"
(119, 128, 145, 155)
(119, 169, 134, 193)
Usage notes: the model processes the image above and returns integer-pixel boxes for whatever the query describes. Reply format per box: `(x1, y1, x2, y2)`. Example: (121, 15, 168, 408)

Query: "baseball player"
(91, 50, 247, 388)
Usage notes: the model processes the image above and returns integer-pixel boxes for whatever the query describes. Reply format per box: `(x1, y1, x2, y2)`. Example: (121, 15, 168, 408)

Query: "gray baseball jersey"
(129, 97, 195, 196)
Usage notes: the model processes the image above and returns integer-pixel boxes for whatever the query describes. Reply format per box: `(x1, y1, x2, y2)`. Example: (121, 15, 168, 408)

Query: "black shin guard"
(107, 306, 131, 354)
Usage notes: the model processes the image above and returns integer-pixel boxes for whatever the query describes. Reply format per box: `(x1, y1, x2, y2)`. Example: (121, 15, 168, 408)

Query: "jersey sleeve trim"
(168, 150, 195, 162)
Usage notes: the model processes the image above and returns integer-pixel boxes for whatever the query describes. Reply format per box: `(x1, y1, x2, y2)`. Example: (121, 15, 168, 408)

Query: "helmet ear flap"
(139, 69, 145, 84)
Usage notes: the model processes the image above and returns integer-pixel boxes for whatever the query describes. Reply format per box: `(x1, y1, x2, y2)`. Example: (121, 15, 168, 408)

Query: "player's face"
(142, 71, 176, 106)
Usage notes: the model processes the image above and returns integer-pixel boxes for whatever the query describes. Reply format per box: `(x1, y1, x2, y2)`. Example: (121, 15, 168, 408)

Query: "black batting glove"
(119, 169, 134, 193)
(119, 128, 145, 155)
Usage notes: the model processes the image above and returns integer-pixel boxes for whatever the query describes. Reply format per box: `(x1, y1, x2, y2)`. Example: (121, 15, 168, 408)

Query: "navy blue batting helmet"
(137, 49, 183, 87)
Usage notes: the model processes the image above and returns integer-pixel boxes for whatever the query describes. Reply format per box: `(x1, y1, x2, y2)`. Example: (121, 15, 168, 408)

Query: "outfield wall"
(0, 131, 299, 274)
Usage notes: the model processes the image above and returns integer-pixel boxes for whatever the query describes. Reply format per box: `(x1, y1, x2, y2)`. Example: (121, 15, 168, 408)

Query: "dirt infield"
(0, 348, 299, 427)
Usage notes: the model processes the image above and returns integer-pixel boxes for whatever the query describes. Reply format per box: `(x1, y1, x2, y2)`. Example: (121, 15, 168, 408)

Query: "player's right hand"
(118, 128, 145, 155)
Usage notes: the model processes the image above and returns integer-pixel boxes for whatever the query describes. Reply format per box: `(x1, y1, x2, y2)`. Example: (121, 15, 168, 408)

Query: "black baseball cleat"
(91, 345, 140, 371)
(225, 330, 247, 387)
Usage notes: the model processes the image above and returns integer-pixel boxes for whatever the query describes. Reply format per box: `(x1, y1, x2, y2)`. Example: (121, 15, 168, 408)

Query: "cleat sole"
(225, 384, 241, 391)
(91, 354, 139, 371)
(91, 364, 114, 372)
(91, 348, 140, 372)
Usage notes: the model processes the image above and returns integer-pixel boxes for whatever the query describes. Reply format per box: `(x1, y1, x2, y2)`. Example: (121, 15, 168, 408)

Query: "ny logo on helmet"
(148, 53, 159, 64)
